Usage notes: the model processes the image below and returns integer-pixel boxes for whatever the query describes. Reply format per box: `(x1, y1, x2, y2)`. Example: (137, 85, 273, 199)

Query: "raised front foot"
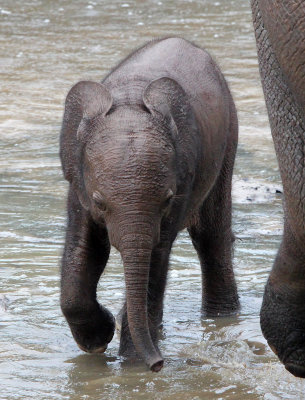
(63, 303, 115, 354)
(260, 279, 305, 378)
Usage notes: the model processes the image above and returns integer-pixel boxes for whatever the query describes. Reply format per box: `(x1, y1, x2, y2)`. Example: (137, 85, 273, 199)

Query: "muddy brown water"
(1, 0, 305, 399)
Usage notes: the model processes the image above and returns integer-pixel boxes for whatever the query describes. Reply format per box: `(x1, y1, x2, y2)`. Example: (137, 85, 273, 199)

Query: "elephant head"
(60, 77, 194, 371)
(251, 0, 305, 378)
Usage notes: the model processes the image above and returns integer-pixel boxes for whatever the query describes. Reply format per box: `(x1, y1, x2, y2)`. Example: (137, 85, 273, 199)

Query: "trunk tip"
(150, 358, 164, 372)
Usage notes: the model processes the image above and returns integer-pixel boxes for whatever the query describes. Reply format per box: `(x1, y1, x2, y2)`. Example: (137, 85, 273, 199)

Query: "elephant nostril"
(285, 363, 305, 378)
(150, 359, 164, 373)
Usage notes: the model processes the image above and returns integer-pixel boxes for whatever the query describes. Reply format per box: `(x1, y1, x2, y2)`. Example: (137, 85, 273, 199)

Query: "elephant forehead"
(86, 162, 173, 206)
(88, 132, 173, 164)
(84, 134, 175, 194)
(86, 120, 174, 166)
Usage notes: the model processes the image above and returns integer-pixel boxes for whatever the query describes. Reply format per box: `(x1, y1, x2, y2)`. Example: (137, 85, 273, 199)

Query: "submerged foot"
(260, 280, 305, 378)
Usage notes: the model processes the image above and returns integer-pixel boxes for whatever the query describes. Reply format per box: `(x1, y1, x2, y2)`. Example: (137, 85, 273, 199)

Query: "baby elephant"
(60, 37, 239, 372)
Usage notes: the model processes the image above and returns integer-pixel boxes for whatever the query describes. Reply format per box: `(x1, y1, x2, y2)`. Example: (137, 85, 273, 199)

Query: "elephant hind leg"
(188, 216, 239, 317)
(61, 188, 115, 353)
(188, 139, 239, 317)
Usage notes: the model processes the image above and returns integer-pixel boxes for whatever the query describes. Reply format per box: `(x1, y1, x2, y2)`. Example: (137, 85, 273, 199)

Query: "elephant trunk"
(120, 227, 163, 372)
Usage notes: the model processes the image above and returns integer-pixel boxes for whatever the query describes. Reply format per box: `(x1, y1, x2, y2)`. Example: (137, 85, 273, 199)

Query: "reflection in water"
(1, 0, 305, 399)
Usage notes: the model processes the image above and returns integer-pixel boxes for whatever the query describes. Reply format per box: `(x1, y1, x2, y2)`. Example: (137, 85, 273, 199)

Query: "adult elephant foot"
(261, 279, 305, 378)
(66, 304, 115, 354)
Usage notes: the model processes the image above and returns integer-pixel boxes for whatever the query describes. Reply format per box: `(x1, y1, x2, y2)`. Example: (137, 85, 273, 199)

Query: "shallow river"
(1, 0, 305, 399)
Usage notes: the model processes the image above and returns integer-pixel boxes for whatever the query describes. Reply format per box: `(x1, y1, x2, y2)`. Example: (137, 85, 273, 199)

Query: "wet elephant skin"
(251, 0, 305, 378)
(59, 37, 239, 372)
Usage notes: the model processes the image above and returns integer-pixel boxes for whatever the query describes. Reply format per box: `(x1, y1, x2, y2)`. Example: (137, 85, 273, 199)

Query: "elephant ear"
(59, 81, 112, 183)
(142, 77, 193, 137)
(143, 77, 199, 184)
(59, 81, 112, 211)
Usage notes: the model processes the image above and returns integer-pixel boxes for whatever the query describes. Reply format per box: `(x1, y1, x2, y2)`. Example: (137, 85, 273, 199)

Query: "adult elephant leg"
(251, 0, 305, 377)
(261, 224, 305, 378)
(119, 241, 172, 357)
(188, 125, 239, 316)
(61, 187, 115, 353)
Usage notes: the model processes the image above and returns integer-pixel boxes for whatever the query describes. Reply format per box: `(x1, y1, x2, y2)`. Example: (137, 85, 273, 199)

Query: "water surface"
(1, 1, 304, 399)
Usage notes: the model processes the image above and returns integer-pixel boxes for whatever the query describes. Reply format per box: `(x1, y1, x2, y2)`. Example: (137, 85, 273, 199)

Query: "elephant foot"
(67, 304, 115, 354)
(117, 306, 163, 369)
(285, 362, 305, 379)
(118, 342, 138, 360)
(202, 292, 240, 317)
(77, 343, 108, 354)
(119, 341, 163, 372)
(260, 280, 305, 378)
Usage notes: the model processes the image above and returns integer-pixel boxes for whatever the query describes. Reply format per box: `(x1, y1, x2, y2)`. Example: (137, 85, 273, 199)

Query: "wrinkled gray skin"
(251, 0, 305, 378)
(59, 38, 239, 372)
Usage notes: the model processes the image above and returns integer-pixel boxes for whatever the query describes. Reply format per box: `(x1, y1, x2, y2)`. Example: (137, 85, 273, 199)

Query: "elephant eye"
(92, 191, 107, 212)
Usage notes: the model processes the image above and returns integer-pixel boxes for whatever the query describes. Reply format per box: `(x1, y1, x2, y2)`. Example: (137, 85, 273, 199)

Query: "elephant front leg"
(189, 223, 239, 317)
(61, 189, 115, 353)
